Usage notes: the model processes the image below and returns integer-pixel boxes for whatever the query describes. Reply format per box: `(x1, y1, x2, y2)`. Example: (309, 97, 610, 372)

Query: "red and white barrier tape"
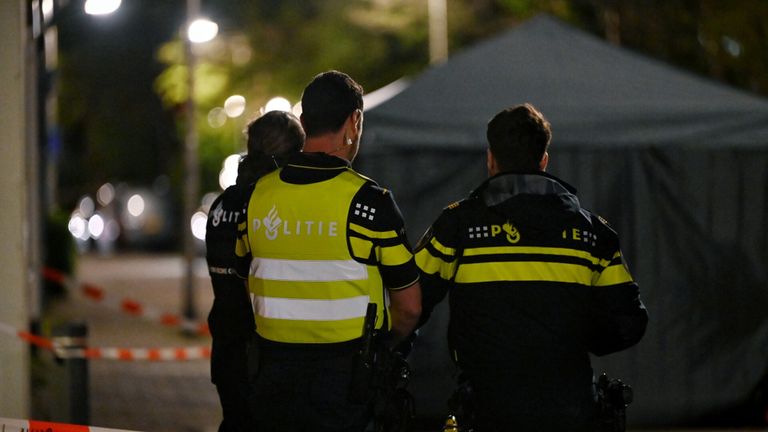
(42, 267, 209, 336)
(0, 417, 140, 432)
(0, 321, 211, 362)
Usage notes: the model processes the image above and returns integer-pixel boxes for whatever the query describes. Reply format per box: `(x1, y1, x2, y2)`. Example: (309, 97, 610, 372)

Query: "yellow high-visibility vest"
(246, 168, 387, 343)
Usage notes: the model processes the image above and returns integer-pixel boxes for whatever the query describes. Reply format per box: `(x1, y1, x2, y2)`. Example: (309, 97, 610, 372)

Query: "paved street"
(42, 253, 219, 432)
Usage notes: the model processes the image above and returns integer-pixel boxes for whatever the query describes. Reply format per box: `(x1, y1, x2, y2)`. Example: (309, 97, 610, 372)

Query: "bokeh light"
(721, 36, 742, 57)
(219, 154, 242, 190)
(68, 213, 89, 240)
(224, 95, 246, 118)
(78, 196, 95, 219)
(208, 107, 227, 128)
(201, 192, 218, 213)
(88, 214, 105, 239)
(291, 102, 302, 118)
(188, 18, 218, 44)
(191, 211, 208, 240)
(265, 97, 291, 113)
(103, 219, 120, 242)
(84, 0, 121, 15)
(127, 194, 145, 217)
(97, 183, 115, 206)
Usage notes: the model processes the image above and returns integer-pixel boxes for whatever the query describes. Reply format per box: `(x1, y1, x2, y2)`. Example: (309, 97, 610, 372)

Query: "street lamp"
(84, 0, 122, 16)
(181, 0, 217, 323)
(188, 18, 218, 43)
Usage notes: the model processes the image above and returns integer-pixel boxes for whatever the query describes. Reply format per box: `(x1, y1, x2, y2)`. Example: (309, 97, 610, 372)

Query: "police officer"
(415, 104, 648, 431)
(205, 110, 305, 431)
(239, 71, 421, 432)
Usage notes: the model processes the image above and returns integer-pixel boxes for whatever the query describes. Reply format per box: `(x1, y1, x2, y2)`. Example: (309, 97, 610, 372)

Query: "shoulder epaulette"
(597, 214, 611, 226)
(446, 201, 461, 210)
(360, 181, 389, 197)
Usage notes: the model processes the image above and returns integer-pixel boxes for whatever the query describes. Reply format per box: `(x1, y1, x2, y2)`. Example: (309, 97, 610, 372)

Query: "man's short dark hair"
(486, 104, 552, 173)
(300, 70, 364, 137)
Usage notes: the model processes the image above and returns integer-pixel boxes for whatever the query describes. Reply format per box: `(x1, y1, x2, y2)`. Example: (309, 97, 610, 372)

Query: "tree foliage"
(58, 0, 767, 215)
(154, 0, 435, 194)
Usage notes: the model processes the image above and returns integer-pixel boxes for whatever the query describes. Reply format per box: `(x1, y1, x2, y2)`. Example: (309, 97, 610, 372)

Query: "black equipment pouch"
(371, 343, 415, 432)
(595, 373, 633, 432)
(349, 303, 416, 431)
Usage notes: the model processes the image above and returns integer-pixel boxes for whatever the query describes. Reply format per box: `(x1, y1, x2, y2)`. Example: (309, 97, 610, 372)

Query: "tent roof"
(364, 15, 768, 150)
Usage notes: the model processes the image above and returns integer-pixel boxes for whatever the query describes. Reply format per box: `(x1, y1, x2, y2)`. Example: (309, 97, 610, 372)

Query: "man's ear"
(352, 109, 363, 132)
(487, 149, 497, 176)
(539, 151, 549, 171)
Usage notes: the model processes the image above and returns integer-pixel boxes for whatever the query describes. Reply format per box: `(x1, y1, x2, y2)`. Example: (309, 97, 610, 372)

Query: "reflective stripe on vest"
(250, 257, 368, 281)
(247, 168, 387, 343)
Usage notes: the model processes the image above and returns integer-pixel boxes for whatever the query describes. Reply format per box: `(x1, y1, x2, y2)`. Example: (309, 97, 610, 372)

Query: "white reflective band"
(251, 258, 368, 281)
(255, 295, 370, 321)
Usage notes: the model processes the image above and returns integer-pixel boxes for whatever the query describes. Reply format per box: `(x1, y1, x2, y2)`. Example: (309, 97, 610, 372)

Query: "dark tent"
(359, 15, 768, 427)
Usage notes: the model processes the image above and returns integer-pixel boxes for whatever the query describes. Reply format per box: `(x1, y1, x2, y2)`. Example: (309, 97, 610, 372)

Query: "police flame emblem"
(262, 205, 282, 240)
(211, 201, 224, 227)
(503, 221, 521, 244)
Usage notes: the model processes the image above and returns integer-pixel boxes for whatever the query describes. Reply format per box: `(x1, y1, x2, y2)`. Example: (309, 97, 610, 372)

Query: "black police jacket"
(415, 171, 648, 426)
(205, 184, 255, 388)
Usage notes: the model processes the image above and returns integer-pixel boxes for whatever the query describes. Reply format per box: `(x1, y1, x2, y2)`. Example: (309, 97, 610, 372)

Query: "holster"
(348, 304, 378, 403)
(595, 373, 633, 432)
(370, 337, 415, 432)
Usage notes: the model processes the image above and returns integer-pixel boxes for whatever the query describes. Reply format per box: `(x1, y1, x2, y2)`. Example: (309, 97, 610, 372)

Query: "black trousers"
(462, 370, 598, 432)
(249, 342, 371, 432)
(216, 381, 252, 432)
(211, 338, 253, 431)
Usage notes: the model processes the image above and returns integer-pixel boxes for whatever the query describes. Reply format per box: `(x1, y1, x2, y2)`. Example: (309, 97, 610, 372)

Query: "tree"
(58, 0, 767, 233)
(155, 0, 434, 194)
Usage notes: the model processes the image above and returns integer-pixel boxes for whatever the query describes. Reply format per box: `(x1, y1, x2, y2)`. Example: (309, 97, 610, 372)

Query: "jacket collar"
(472, 171, 579, 208)
(284, 152, 351, 170)
(280, 152, 351, 184)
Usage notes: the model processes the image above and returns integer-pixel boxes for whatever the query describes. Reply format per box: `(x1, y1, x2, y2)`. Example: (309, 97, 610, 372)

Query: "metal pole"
(182, 0, 200, 322)
(53, 321, 90, 424)
(428, 0, 448, 64)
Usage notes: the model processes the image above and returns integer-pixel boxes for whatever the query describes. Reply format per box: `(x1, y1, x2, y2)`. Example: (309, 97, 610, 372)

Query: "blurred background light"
(188, 18, 219, 44)
(224, 95, 246, 118)
(127, 194, 145, 217)
(208, 107, 227, 128)
(721, 35, 742, 57)
(104, 219, 121, 242)
(97, 182, 115, 206)
(88, 213, 105, 239)
(218, 154, 241, 190)
(190, 211, 208, 240)
(265, 97, 291, 113)
(68, 213, 89, 241)
(229, 35, 253, 66)
(78, 196, 95, 218)
(291, 102, 302, 118)
(201, 192, 218, 213)
(41, 0, 53, 19)
(84, 0, 122, 16)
